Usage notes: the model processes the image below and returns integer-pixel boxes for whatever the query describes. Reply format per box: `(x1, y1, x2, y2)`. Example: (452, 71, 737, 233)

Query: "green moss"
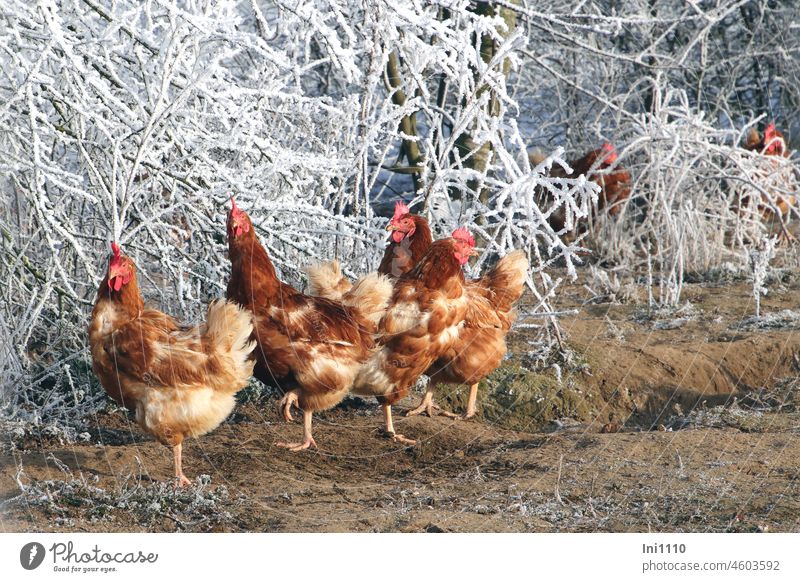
(435, 363, 595, 432)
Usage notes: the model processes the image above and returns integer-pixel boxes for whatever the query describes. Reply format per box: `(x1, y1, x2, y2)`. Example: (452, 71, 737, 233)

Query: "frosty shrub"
(513, 1, 800, 307)
(514, 0, 800, 144)
(749, 236, 777, 319)
(0, 1, 595, 426)
(589, 88, 798, 306)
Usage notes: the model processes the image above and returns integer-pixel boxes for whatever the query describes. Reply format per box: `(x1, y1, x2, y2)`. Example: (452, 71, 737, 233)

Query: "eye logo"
(20, 542, 46, 570)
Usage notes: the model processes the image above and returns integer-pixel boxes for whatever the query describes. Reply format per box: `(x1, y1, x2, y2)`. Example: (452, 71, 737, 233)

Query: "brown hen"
(530, 142, 631, 237)
(225, 199, 392, 451)
(310, 209, 528, 421)
(348, 229, 479, 443)
(89, 242, 256, 486)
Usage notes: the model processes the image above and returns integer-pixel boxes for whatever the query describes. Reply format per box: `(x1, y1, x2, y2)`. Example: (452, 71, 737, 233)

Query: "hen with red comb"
(349, 232, 478, 444)
(89, 241, 256, 487)
(741, 123, 796, 236)
(225, 199, 393, 451)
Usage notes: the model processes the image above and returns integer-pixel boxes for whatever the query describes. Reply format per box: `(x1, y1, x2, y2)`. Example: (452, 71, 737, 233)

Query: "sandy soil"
(2, 279, 799, 533)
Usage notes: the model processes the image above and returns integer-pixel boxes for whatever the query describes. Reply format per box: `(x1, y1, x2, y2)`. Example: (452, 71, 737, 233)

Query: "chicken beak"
(386, 223, 398, 231)
(470, 248, 479, 257)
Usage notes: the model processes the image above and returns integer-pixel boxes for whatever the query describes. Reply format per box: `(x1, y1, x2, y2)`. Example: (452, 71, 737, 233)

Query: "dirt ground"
(2, 277, 800, 533)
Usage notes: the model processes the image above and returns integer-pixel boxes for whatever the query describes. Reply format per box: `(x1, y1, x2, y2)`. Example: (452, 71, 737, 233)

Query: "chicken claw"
(381, 430, 416, 446)
(407, 386, 479, 420)
(173, 443, 192, 488)
(407, 392, 459, 418)
(276, 437, 317, 452)
(175, 474, 192, 488)
(276, 409, 317, 452)
(459, 384, 479, 421)
(381, 404, 416, 445)
(278, 390, 299, 422)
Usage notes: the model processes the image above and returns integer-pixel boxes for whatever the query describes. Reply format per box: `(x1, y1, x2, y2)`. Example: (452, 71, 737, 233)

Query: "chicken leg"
(382, 404, 416, 445)
(461, 382, 479, 420)
(173, 442, 191, 488)
(276, 409, 317, 451)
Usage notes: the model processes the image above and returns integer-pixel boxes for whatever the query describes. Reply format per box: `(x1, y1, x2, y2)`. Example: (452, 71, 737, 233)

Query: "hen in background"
(742, 122, 798, 236)
(744, 123, 789, 157)
(530, 142, 631, 239)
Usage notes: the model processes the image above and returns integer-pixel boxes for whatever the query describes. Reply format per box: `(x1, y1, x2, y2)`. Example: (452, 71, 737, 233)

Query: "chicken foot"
(278, 389, 299, 422)
(276, 409, 318, 452)
(173, 442, 192, 488)
(461, 383, 479, 420)
(406, 390, 459, 418)
(381, 404, 416, 445)
(406, 383, 479, 420)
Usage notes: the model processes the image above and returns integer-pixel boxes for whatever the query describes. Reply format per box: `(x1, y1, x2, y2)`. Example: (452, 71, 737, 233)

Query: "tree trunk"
(386, 51, 424, 192)
(454, 1, 518, 205)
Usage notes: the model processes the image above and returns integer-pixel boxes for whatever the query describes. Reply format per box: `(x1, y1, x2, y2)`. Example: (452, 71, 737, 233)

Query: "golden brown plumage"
(225, 199, 392, 450)
(349, 231, 479, 443)
(310, 212, 528, 421)
(408, 249, 528, 419)
(89, 242, 256, 486)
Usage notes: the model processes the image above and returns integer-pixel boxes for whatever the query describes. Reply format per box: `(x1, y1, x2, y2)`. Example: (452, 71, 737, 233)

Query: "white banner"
(1, 533, 797, 581)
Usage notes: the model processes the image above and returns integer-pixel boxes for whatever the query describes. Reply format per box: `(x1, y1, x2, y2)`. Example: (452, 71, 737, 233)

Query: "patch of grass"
(6, 466, 244, 531)
(437, 363, 596, 432)
(668, 397, 800, 433)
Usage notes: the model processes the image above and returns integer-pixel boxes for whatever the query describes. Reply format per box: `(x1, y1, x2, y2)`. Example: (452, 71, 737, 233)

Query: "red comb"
(230, 195, 247, 219)
(601, 142, 617, 164)
(452, 227, 475, 247)
(765, 123, 776, 138)
(111, 241, 121, 258)
(392, 201, 410, 221)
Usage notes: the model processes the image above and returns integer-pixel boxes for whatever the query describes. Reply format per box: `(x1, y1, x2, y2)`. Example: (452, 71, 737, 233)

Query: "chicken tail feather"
(204, 300, 256, 388)
(482, 250, 529, 314)
(306, 260, 352, 301)
(342, 272, 393, 328)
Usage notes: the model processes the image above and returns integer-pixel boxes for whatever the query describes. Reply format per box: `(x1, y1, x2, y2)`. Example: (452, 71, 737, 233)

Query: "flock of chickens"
(89, 201, 527, 486)
(88, 125, 792, 487)
(531, 123, 795, 241)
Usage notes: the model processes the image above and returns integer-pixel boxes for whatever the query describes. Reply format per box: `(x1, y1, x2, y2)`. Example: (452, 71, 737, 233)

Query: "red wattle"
(392, 231, 405, 243)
